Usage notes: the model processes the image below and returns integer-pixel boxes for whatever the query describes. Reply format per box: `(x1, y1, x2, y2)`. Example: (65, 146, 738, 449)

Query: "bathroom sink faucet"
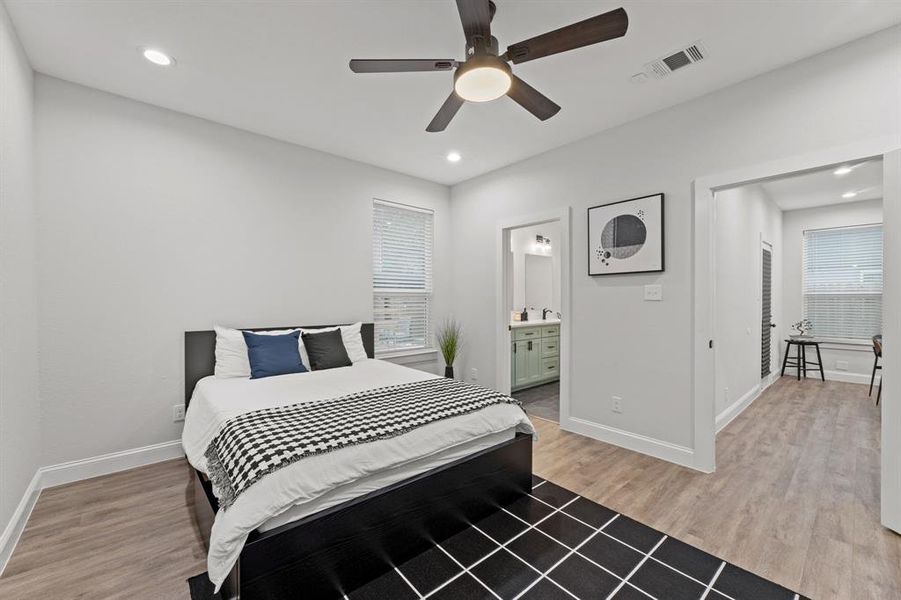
(542, 308, 553, 320)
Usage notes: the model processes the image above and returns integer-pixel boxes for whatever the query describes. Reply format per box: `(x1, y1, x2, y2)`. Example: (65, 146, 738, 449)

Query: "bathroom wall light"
(534, 235, 552, 252)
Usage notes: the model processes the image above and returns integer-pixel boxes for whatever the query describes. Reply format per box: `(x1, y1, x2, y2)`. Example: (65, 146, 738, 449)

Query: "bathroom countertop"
(510, 318, 561, 329)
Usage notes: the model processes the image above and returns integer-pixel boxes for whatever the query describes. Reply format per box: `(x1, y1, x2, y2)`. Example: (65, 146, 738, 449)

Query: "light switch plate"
(644, 284, 663, 301)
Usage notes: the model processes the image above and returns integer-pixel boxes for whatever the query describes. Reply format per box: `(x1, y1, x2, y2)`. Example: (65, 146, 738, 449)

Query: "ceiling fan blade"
(504, 7, 628, 64)
(349, 59, 457, 73)
(506, 75, 561, 121)
(456, 0, 491, 45)
(426, 92, 465, 132)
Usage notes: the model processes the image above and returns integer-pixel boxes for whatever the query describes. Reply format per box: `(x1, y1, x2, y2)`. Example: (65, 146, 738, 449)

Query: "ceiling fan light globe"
(453, 57, 512, 103)
(454, 67, 511, 102)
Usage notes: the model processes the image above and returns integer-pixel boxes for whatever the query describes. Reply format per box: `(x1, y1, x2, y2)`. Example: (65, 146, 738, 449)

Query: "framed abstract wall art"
(588, 193, 664, 276)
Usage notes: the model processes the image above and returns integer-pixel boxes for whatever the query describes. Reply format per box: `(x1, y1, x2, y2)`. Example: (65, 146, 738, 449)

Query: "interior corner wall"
(714, 185, 783, 419)
(33, 76, 451, 467)
(0, 3, 41, 534)
(781, 198, 884, 380)
(449, 25, 900, 455)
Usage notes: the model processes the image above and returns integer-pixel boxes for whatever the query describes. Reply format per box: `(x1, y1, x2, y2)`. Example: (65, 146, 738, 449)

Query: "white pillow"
(213, 326, 299, 378)
(299, 322, 368, 368)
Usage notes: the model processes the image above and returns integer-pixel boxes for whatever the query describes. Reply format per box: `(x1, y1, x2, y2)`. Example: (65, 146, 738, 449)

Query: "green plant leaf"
(436, 318, 463, 366)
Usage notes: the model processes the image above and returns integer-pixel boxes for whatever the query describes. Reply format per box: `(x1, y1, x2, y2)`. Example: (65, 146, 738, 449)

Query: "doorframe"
(496, 207, 572, 425)
(693, 136, 901, 531)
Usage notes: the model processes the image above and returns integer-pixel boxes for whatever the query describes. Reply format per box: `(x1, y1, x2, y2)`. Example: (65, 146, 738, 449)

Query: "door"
(513, 341, 530, 389)
(526, 339, 542, 385)
(761, 243, 774, 378)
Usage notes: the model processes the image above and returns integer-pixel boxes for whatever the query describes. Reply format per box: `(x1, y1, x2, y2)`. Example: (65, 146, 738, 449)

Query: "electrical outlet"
(611, 396, 623, 414)
(172, 404, 185, 422)
(724, 387, 730, 402)
(470, 368, 479, 381)
(835, 360, 849, 371)
(643, 285, 663, 301)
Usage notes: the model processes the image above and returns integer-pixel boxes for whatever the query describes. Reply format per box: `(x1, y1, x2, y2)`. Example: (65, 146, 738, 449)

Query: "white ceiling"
(761, 159, 883, 212)
(6, 1, 901, 185)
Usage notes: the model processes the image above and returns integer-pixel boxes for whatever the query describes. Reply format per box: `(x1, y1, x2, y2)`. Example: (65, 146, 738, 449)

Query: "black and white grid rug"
(189, 475, 808, 600)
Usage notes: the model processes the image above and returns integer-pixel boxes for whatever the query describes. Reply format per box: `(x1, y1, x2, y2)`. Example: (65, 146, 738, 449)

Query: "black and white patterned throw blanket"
(205, 377, 523, 510)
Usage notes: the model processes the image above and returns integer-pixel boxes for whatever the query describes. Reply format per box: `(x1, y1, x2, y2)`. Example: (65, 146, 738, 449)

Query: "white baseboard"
(0, 439, 184, 576)
(40, 439, 184, 489)
(0, 470, 42, 576)
(561, 416, 697, 470)
(715, 374, 778, 434)
(716, 386, 759, 433)
(823, 370, 880, 386)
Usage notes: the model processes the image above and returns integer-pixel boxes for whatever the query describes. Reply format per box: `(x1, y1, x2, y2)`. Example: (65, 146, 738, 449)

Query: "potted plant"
(791, 319, 813, 338)
(436, 319, 462, 378)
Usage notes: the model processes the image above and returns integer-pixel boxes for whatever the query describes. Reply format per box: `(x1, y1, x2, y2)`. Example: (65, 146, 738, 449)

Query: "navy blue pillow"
(242, 330, 307, 379)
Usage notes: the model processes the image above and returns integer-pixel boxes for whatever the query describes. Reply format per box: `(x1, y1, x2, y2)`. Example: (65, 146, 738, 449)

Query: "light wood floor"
(1, 377, 897, 599)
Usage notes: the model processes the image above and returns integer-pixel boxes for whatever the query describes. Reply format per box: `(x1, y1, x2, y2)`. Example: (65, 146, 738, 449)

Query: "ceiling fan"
(349, 0, 628, 132)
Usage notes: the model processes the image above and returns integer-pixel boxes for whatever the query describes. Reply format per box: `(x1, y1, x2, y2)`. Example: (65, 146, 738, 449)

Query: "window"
(802, 224, 883, 340)
(372, 199, 433, 353)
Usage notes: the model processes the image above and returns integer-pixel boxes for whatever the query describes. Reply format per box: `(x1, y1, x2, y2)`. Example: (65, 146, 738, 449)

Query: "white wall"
(450, 26, 900, 457)
(510, 222, 561, 315)
(0, 3, 41, 537)
(34, 76, 451, 466)
(782, 198, 883, 381)
(714, 185, 782, 420)
(880, 149, 900, 532)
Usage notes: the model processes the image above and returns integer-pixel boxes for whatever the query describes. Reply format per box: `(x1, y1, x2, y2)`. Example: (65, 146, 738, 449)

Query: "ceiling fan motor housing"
(466, 34, 500, 58)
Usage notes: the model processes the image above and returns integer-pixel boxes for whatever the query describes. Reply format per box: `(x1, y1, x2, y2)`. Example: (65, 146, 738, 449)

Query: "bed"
(184, 323, 534, 600)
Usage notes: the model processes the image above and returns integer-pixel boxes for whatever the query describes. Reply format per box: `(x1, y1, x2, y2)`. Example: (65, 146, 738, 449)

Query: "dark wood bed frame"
(185, 323, 532, 600)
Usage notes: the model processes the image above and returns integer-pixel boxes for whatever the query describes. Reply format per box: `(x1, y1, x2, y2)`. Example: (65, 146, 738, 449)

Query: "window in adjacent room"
(802, 223, 883, 341)
(372, 199, 434, 354)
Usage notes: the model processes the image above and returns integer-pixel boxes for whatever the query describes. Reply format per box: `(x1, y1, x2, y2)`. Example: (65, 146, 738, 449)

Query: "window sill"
(376, 348, 439, 360)
(811, 338, 874, 350)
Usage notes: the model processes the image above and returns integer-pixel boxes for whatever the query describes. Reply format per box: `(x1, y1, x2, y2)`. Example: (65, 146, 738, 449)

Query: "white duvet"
(182, 359, 535, 590)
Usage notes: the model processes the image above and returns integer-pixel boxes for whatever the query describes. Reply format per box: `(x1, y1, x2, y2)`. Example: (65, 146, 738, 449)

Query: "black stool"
(781, 338, 824, 381)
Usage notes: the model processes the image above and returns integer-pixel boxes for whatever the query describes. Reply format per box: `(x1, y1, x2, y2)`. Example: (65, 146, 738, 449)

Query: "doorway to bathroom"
(496, 209, 571, 425)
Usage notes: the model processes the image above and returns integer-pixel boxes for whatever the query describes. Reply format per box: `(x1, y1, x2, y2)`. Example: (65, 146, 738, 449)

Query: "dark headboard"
(184, 323, 375, 406)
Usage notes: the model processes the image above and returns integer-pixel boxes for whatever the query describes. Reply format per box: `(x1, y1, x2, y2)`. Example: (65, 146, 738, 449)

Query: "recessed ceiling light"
(142, 48, 174, 67)
(446, 151, 462, 163)
(842, 191, 857, 199)
(833, 166, 853, 176)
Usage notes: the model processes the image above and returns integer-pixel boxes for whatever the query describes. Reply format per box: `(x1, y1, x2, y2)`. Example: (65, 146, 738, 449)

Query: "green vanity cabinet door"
(513, 338, 544, 389)
(526, 339, 543, 386)
(512, 340, 531, 389)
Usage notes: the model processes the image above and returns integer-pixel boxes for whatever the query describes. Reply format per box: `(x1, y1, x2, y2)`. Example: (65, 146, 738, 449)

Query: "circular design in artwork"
(600, 214, 646, 259)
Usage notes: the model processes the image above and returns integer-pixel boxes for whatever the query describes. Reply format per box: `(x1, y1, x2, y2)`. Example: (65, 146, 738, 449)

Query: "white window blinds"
(802, 224, 883, 340)
(372, 199, 433, 353)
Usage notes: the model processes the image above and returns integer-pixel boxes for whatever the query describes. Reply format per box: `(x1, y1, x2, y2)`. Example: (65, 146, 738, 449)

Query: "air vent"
(645, 41, 707, 79)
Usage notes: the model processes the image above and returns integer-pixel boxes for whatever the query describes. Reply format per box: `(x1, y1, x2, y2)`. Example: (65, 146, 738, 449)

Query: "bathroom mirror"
(524, 254, 553, 311)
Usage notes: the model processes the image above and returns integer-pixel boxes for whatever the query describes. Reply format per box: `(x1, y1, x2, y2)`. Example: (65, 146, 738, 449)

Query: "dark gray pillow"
(302, 329, 352, 371)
